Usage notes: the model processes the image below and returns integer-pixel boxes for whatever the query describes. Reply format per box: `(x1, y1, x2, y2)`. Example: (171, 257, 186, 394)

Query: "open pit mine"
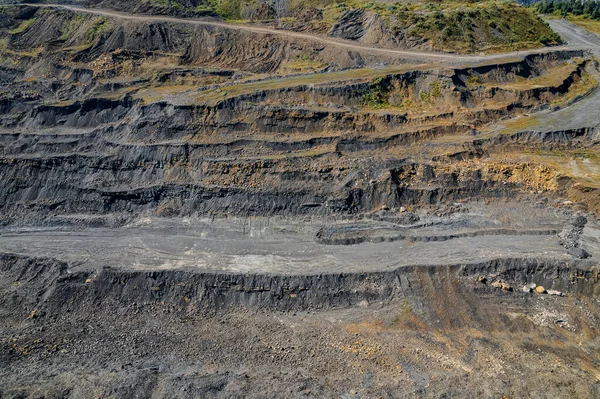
(0, 0, 600, 397)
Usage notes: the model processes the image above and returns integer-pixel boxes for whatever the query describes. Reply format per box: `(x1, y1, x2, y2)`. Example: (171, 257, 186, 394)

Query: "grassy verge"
(567, 16, 600, 36)
(194, 64, 432, 105)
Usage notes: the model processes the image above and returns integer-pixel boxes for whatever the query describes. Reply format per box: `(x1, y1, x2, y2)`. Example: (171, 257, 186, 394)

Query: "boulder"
(571, 215, 587, 228)
(492, 281, 512, 291)
(568, 247, 591, 259)
(501, 282, 512, 291)
(535, 286, 546, 294)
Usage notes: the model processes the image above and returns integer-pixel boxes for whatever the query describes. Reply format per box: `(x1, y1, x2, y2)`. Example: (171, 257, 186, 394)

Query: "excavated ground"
(1, 4, 600, 398)
(0, 200, 589, 275)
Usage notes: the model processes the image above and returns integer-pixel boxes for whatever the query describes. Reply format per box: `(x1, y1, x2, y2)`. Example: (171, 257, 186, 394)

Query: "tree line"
(532, 0, 600, 19)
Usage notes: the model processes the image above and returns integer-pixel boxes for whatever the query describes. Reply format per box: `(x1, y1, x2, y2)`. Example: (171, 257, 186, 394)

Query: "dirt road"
(22, 3, 585, 64)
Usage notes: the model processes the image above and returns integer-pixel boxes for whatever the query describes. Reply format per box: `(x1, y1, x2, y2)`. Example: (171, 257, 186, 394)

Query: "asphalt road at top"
(22, 3, 587, 65)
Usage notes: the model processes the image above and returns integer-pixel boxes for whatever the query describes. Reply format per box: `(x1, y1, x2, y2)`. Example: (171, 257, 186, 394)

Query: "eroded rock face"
(0, 23, 593, 224)
(329, 9, 390, 46)
(1, 252, 598, 314)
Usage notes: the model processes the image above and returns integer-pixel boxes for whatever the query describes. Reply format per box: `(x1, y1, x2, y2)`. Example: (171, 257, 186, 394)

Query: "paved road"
(22, 3, 585, 65)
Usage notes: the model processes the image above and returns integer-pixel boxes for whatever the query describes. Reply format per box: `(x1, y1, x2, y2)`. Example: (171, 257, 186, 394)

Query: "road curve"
(21, 3, 586, 65)
(515, 19, 600, 133)
(548, 19, 600, 56)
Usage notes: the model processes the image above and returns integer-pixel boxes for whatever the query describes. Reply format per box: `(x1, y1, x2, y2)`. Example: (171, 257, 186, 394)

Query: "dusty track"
(22, 3, 585, 64)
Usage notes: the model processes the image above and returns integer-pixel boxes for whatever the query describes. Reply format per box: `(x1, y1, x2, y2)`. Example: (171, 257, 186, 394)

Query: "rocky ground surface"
(1, 3, 600, 398)
(1, 245, 599, 398)
(0, 200, 590, 274)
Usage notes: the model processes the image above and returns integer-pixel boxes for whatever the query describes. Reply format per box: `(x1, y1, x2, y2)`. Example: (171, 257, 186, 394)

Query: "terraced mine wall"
(0, 52, 596, 223)
(1, 254, 598, 318)
(2, 51, 590, 134)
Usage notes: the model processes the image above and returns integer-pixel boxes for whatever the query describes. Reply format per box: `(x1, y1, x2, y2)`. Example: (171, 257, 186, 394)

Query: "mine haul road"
(21, 3, 589, 65)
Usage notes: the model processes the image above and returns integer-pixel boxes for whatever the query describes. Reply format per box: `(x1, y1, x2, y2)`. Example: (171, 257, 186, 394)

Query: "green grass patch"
(362, 76, 393, 109)
(567, 16, 600, 36)
(85, 17, 112, 42)
(9, 18, 36, 35)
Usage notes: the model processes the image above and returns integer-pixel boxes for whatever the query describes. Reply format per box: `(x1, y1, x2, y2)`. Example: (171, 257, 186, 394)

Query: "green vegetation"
(534, 0, 600, 20)
(361, 76, 447, 110)
(419, 80, 443, 102)
(362, 76, 393, 109)
(85, 17, 113, 42)
(568, 17, 600, 36)
(404, 3, 561, 52)
(534, 0, 600, 37)
(210, 0, 244, 18)
(204, 0, 560, 52)
(151, 0, 186, 11)
(9, 18, 36, 35)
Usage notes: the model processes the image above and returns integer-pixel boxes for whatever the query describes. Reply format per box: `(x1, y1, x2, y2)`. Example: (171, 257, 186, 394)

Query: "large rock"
(568, 247, 591, 259)
(572, 215, 588, 228)
(535, 286, 546, 294)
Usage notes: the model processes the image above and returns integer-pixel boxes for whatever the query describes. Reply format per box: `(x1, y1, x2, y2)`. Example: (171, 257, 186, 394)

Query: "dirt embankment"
(1, 253, 598, 315)
(1, 252, 599, 397)
(0, 5, 407, 76)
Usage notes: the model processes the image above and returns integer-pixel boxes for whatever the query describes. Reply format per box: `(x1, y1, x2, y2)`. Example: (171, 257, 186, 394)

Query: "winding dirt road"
(17, 4, 600, 133)
(22, 3, 586, 64)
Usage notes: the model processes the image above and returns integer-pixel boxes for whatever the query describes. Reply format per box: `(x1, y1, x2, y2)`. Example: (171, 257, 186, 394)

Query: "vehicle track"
(22, 3, 585, 65)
